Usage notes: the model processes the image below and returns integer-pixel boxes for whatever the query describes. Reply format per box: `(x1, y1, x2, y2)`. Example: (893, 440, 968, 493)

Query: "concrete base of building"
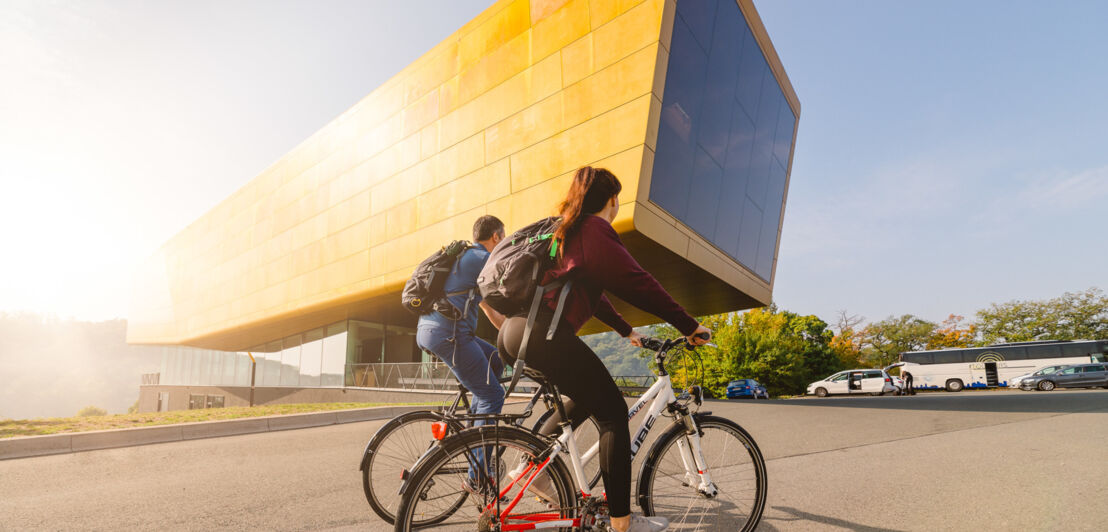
(138, 385, 464, 412)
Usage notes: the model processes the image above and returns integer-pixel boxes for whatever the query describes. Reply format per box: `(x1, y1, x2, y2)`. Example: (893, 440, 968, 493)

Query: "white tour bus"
(898, 340, 1108, 392)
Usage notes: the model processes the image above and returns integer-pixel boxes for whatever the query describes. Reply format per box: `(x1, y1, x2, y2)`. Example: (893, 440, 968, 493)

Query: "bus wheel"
(815, 387, 828, 398)
(945, 379, 964, 393)
(1038, 380, 1055, 391)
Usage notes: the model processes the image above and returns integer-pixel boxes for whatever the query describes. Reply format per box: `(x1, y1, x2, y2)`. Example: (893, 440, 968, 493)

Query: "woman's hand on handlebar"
(627, 330, 645, 347)
(686, 324, 711, 346)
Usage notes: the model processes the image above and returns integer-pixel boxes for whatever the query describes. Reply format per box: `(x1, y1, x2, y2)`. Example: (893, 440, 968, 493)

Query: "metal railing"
(344, 363, 655, 395)
(612, 375, 658, 395)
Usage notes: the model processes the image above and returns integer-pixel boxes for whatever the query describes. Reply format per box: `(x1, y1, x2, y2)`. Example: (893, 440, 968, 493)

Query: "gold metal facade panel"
(129, 0, 794, 350)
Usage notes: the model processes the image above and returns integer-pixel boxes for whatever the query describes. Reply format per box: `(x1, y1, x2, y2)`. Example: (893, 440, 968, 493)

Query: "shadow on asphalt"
(759, 506, 904, 532)
(744, 389, 1108, 414)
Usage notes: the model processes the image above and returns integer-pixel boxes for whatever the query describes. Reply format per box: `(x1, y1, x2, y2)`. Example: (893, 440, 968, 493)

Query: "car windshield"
(1034, 366, 1061, 376)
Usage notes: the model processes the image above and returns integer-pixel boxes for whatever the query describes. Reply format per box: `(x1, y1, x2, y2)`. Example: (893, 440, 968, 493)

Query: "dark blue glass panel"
(713, 104, 755, 256)
(696, 0, 743, 165)
(676, 0, 718, 53)
(651, 123, 694, 220)
(756, 159, 787, 278)
(650, 16, 707, 220)
(745, 143, 772, 209)
(774, 99, 797, 165)
(737, 197, 762, 268)
(683, 147, 724, 238)
(735, 24, 765, 122)
(652, 0, 795, 282)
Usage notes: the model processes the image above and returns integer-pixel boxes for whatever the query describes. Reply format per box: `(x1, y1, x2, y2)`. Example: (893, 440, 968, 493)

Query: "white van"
(807, 369, 898, 397)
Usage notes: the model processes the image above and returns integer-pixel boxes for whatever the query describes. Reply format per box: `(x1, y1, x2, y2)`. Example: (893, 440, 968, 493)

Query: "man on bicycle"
(415, 214, 508, 496)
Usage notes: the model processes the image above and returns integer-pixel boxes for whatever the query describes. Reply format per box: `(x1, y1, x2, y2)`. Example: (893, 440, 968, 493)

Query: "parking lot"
(1, 389, 1106, 530)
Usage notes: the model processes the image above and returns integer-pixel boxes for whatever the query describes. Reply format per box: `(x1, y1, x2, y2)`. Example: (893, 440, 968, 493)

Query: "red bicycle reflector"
(431, 421, 448, 440)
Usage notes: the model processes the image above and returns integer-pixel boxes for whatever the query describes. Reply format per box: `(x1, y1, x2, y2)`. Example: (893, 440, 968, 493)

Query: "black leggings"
(497, 315, 633, 517)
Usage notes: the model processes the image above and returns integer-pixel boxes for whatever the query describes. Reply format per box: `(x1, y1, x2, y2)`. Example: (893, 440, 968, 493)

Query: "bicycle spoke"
(644, 420, 765, 531)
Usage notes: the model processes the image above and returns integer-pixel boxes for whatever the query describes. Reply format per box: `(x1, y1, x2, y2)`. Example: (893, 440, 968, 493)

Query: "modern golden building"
(130, 0, 799, 410)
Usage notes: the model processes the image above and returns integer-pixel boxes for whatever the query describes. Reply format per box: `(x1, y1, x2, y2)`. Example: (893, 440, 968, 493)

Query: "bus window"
(933, 351, 963, 364)
(1092, 353, 1107, 363)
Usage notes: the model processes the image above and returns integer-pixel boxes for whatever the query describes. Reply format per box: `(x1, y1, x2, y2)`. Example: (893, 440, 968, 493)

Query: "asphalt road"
(2, 389, 1107, 531)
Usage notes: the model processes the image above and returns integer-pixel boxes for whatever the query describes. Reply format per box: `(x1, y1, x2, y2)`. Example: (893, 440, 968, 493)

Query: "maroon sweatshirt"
(541, 215, 700, 337)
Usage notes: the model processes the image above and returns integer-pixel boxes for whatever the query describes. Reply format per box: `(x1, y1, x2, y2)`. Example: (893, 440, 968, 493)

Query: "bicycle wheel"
(394, 425, 577, 532)
(361, 410, 466, 526)
(637, 415, 767, 532)
(530, 409, 602, 489)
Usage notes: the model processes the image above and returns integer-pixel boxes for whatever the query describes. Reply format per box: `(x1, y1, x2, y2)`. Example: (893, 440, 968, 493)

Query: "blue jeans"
(416, 323, 504, 482)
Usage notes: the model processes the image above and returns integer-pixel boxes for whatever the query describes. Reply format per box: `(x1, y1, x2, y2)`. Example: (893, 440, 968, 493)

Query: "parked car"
(1009, 365, 1067, 389)
(726, 379, 769, 399)
(1019, 364, 1108, 391)
(807, 369, 898, 397)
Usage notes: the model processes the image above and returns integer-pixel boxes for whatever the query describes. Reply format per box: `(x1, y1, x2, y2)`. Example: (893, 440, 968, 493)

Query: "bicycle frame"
(493, 354, 719, 530)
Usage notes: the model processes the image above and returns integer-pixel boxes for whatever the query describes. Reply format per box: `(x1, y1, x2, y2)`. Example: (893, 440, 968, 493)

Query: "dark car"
(1020, 364, 1108, 391)
(726, 379, 769, 399)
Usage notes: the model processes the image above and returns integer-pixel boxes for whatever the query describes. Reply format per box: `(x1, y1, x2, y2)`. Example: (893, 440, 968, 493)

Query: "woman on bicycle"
(497, 166, 711, 532)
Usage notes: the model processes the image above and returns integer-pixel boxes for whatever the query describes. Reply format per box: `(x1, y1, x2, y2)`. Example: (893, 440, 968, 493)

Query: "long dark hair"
(553, 166, 622, 245)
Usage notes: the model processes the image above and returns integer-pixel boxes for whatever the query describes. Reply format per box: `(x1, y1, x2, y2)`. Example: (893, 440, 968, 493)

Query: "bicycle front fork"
(675, 414, 718, 498)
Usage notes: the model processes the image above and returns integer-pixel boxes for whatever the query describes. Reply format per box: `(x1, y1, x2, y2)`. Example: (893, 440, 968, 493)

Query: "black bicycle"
(360, 375, 600, 526)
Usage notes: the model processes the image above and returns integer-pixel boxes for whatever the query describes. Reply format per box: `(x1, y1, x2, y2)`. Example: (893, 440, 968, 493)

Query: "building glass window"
(206, 395, 225, 408)
(299, 328, 324, 387)
(176, 349, 188, 385)
(348, 320, 384, 386)
(188, 394, 205, 409)
(222, 350, 237, 385)
(236, 352, 253, 386)
(262, 340, 282, 386)
(384, 325, 418, 363)
(280, 334, 302, 386)
(650, 0, 796, 282)
(206, 351, 221, 385)
(321, 322, 347, 387)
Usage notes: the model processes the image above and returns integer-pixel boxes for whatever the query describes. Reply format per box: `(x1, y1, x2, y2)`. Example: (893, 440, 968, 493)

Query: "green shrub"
(77, 406, 107, 417)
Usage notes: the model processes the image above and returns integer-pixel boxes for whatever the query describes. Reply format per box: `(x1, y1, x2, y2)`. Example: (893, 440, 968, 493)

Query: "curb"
(0, 404, 427, 461)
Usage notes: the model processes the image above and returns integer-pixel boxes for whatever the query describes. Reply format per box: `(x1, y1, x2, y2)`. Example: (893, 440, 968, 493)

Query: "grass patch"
(0, 402, 437, 439)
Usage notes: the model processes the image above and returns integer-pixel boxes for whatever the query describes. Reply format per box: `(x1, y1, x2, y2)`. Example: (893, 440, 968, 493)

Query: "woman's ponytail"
(553, 166, 622, 246)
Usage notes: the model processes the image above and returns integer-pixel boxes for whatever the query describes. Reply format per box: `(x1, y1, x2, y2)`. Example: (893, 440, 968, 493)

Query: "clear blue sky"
(1, 0, 1104, 328)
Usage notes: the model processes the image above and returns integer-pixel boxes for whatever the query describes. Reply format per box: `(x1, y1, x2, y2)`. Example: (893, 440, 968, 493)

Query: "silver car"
(1009, 365, 1067, 389)
(1019, 364, 1108, 391)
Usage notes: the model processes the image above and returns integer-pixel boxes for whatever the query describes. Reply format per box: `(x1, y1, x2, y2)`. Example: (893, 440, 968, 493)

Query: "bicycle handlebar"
(639, 332, 712, 376)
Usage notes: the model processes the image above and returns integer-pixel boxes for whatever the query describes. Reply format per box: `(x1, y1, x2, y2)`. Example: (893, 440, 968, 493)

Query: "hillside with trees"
(0, 314, 160, 420)
(588, 287, 1107, 397)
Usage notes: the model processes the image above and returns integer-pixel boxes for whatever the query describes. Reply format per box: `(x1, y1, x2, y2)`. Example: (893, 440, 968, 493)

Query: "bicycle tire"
(637, 414, 767, 532)
(361, 410, 466, 526)
(393, 425, 577, 532)
(529, 409, 603, 489)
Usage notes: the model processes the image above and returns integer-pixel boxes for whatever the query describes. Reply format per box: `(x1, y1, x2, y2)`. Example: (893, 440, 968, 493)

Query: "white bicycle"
(392, 334, 767, 531)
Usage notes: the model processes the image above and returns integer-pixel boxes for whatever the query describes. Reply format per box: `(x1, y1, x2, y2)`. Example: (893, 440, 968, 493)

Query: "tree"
(861, 315, 936, 367)
(830, 310, 866, 368)
(926, 315, 977, 349)
(650, 306, 844, 397)
(77, 406, 107, 417)
(976, 288, 1108, 344)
